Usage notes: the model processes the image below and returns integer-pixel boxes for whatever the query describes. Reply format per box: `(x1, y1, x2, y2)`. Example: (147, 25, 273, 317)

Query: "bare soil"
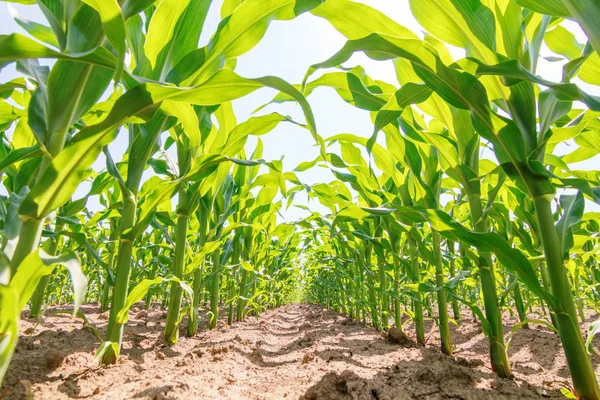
(3, 303, 600, 399)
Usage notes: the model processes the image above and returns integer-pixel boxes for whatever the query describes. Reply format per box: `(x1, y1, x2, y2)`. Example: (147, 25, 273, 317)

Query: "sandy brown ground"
(2, 303, 600, 399)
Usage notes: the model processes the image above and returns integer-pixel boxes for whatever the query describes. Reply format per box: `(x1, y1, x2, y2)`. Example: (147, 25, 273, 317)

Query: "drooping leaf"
(555, 192, 585, 258)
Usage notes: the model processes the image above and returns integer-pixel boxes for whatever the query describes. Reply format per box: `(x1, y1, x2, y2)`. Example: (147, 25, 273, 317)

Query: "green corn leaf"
(0, 34, 117, 70)
(556, 192, 584, 258)
(586, 319, 600, 354)
(2, 188, 29, 264)
(160, 101, 201, 153)
(143, 0, 212, 79)
(514, 0, 571, 18)
(8, 5, 58, 48)
(216, 113, 299, 156)
(116, 275, 192, 324)
(115, 276, 163, 324)
(560, 0, 600, 54)
(0, 285, 19, 383)
(304, 71, 389, 111)
(44, 60, 113, 146)
(35, 0, 67, 50)
(132, 178, 181, 238)
(311, 0, 417, 40)
(373, 83, 433, 136)
(408, 0, 496, 60)
(65, 3, 105, 54)
(9, 249, 86, 313)
(122, 0, 161, 19)
(458, 58, 600, 111)
(81, 0, 127, 84)
(0, 145, 41, 172)
(18, 127, 119, 220)
(182, 0, 324, 86)
(368, 83, 434, 156)
(545, 25, 584, 61)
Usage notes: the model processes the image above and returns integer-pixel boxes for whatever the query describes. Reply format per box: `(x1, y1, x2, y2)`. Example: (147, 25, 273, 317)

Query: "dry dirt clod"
(193, 349, 205, 358)
(45, 352, 65, 370)
(135, 310, 148, 320)
(250, 348, 264, 363)
(300, 371, 355, 400)
(455, 356, 484, 368)
(385, 327, 411, 346)
(302, 353, 315, 364)
(209, 346, 229, 356)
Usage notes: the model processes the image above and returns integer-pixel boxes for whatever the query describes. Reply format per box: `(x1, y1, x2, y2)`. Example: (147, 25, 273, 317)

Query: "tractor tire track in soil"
(3, 303, 600, 399)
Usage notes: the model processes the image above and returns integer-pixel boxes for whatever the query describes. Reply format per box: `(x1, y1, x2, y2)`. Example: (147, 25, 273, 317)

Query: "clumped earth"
(3, 303, 600, 399)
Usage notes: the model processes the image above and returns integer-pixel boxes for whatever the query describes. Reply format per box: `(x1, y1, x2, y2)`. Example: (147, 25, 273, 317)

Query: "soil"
(3, 303, 600, 399)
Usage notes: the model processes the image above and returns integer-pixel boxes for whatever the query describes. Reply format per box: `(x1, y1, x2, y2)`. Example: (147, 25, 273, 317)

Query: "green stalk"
(392, 256, 402, 329)
(534, 196, 600, 400)
(365, 244, 379, 330)
(447, 240, 461, 321)
(236, 269, 249, 321)
(164, 188, 190, 343)
(432, 230, 452, 355)
(228, 233, 242, 325)
(351, 255, 361, 321)
(346, 275, 355, 320)
(144, 289, 153, 310)
(209, 250, 221, 329)
(29, 221, 64, 318)
(100, 224, 119, 313)
(164, 141, 192, 342)
(187, 262, 205, 336)
(409, 236, 425, 345)
(102, 118, 167, 364)
(28, 271, 48, 317)
(467, 194, 511, 378)
(101, 193, 137, 364)
(377, 253, 389, 329)
(512, 278, 528, 328)
(355, 256, 366, 323)
(539, 260, 560, 329)
(227, 277, 235, 325)
(236, 229, 253, 321)
(575, 259, 586, 324)
(188, 201, 209, 336)
(341, 276, 348, 314)
(244, 278, 257, 320)
(354, 250, 367, 323)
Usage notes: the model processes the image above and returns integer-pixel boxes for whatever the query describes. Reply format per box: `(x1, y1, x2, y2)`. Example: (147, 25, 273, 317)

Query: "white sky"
(1, 1, 599, 221)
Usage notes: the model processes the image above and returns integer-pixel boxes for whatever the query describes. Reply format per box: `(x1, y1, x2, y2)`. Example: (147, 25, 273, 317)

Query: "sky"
(1, 0, 599, 221)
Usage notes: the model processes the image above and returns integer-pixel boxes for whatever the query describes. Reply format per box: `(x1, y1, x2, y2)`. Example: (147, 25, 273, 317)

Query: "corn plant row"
(1, 0, 600, 399)
(0, 0, 325, 382)
(288, 1, 600, 398)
